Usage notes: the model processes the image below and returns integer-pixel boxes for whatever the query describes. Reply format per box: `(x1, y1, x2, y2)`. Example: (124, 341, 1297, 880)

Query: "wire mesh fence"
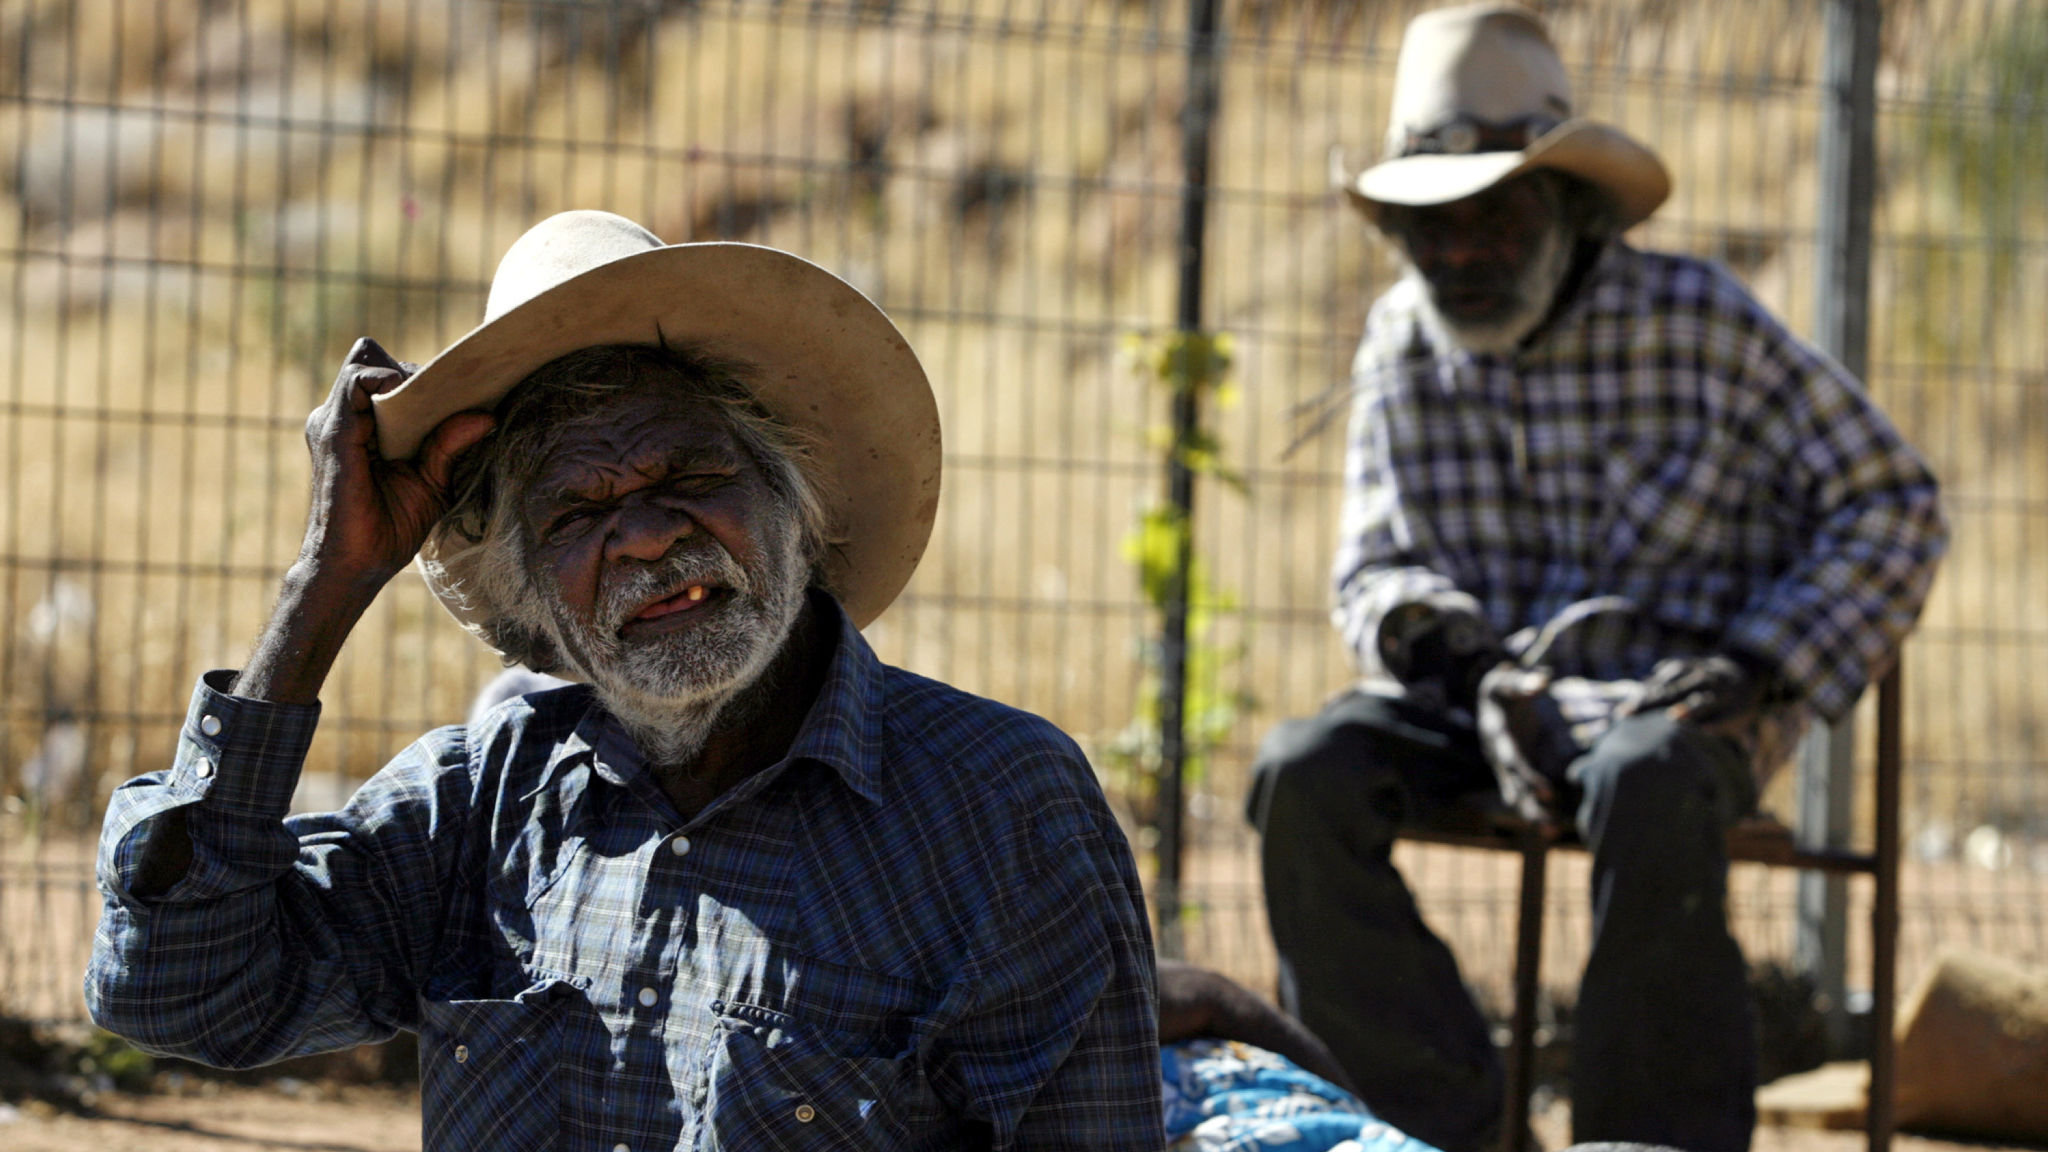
(0, 0, 2041, 1035)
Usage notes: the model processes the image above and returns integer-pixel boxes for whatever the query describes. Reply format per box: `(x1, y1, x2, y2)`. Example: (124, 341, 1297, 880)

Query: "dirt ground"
(0, 1081, 420, 1152)
(0, 1082, 2035, 1152)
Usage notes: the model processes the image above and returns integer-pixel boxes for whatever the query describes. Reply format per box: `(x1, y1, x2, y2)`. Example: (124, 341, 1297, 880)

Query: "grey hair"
(429, 343, 834, 673)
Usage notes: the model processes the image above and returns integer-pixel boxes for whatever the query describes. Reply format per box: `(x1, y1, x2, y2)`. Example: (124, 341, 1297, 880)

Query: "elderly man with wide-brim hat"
(86, 211, 1165, 1150)
(1247, 6, 1946, 1152)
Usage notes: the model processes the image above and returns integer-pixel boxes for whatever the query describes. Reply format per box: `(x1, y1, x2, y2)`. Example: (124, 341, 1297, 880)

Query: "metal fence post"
(1800, 0, 1881, 1055)
(1155, 0, 1224, 961)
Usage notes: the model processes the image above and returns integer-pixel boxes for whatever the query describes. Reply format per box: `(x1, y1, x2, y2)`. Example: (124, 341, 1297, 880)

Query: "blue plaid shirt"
(88, 599, 1163, 1151)
(1336, 242, 1946, 767)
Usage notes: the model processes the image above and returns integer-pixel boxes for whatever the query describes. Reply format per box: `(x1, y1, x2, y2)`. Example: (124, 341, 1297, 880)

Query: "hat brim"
(373, 241, 941, 634)
(1346, 119, 1670, 231)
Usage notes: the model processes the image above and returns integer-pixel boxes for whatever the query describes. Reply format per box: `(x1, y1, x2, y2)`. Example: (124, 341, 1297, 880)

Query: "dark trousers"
(1246, 691, 1759, 1152)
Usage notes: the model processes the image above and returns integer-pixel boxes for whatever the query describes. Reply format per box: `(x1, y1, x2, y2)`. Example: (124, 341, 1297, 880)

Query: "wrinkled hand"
(1475, 663, 1583, 823)
(1624, 654, 1772, 726)
(1378, 593, 1505, 711)
(298, 337, 495, 587)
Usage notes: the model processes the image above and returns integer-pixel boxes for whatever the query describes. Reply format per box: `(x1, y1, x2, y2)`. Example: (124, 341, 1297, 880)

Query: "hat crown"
(484, 210, 665, 323)
(1385, 3, 1573, 154)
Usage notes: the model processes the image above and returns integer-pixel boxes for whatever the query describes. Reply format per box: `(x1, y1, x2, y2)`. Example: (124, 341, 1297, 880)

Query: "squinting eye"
(548, 508, 601, 540)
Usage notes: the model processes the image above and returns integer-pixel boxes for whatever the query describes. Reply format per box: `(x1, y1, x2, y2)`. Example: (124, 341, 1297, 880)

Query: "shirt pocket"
(702, 963, 947, 1150)
(418, 977, 570, 1152)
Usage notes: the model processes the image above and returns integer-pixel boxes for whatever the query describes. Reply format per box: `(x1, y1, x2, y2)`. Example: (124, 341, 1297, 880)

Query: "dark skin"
(518, 382, 831, 816)
(136, 338, 493, 893)
(522, 387, 781, 668)
(233, 338, 499, 706)
(1382, 169, 1601, 345)
(137, 339, 827, 889)
(1156, 960, 1362, 1098)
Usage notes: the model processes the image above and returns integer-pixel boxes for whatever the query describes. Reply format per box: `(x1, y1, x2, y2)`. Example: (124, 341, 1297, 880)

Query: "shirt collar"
(1521, 238, 1638, 355)
(775, 591, 889, 805)
(561, 590, 889, 805)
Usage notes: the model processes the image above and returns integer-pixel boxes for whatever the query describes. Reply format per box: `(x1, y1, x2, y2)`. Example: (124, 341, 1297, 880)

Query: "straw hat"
(371, 209, 941, 634)
(1341, 2, 1670, 229)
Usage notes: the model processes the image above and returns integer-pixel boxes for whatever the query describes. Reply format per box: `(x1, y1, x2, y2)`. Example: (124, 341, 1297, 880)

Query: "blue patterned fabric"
(1333, 241, 1946, 771)
(1162, 1039, 1443, 1152)
(88, 597, 1162, 1151)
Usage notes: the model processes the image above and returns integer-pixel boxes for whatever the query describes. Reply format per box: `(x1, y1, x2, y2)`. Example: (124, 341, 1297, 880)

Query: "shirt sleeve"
(1331, 309, 1482, 683)
(1720, 291, 1949, 719)
(86, 670, 472, 1067)
(924, 744, 1164, 1151)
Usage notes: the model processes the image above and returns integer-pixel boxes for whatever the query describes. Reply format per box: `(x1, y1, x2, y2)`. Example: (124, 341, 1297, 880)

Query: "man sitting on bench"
(1246, 6, 1946, 1152)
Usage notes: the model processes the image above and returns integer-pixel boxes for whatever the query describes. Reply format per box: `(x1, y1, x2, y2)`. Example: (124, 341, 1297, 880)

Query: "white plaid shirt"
(1335, 242, 1947, 770)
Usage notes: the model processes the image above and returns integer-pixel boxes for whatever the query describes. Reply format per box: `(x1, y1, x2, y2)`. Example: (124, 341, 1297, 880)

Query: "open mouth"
(618, 583, 726, 635)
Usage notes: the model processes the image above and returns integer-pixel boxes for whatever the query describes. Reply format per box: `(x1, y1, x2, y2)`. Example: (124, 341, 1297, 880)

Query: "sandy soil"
(0, 1082, 420, 1152)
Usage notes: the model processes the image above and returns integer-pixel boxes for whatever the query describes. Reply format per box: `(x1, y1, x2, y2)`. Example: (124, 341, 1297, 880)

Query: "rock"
(1894, 948, 2048, 1141)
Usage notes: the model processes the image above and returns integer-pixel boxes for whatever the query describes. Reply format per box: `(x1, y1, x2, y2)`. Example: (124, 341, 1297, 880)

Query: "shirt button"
(454, 1045, 469, 1063)
(669, 835, 691, 857)
(613, 1144, 630, 1152)
(794, 1103, 816, 1123)
(198, 714, 223, 737)
(195, 758, 215, 779)
(637, 986, 658, 1008)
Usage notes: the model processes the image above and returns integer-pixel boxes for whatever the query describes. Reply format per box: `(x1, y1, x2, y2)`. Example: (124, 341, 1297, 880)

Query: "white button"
(794, 1104, 816, 1123)
(614, 1144, 630, 1152)
(199, 715, 223, 737)
(669, 836, 691, 857)
(637, 986, 658, 1008)
(195, 759, 215, 779)
(454, 1044, 468, 1063)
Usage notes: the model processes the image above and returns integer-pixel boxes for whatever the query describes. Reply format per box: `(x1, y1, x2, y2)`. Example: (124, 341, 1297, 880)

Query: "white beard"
(535, 519, 811, 767)
(1409, 215, 1576, 356)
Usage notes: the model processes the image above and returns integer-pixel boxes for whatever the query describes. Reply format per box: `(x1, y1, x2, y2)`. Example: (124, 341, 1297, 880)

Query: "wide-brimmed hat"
(1340, 2, 1669, 230)
(372, 209, 941, 636)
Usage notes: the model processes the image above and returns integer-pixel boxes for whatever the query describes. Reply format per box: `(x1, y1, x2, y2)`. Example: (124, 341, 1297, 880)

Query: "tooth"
(685, 585, 707, 602)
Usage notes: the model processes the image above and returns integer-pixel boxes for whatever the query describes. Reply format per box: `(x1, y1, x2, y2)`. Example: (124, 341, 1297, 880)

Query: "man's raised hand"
(231, 340, 493, 705)
(298, 337, 495, 588)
